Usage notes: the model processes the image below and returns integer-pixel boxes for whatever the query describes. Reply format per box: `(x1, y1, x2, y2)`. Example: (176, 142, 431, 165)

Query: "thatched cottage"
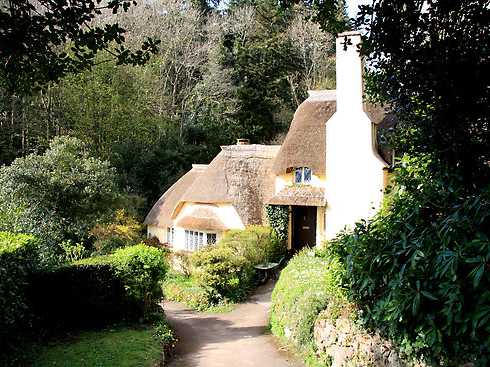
(144, 31, 391, 252)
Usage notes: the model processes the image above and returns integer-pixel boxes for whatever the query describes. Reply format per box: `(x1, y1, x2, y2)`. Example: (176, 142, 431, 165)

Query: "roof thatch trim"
(143, 165, 207, 227)
(272, 90, 394, 176)
(272, 95, 336, 176)
(175, 206, 227, 231)
(181, 144, 280, 226)
(267, 185, 326, 207)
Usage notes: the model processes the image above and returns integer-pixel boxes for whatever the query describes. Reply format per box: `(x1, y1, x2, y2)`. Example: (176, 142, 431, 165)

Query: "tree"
(0, 136, 118, 264)
(355, 0, 489, 187)
(0, 0, 160, 94)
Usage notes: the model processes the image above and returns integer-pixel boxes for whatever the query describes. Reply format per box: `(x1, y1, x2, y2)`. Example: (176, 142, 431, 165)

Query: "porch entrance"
(291, 206, 317, 252)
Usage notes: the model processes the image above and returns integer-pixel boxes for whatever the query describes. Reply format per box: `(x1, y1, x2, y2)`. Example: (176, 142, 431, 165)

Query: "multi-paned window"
(184, 230, 217, 251)
(167, 227, 175, 244)
(294, 167, 312, 184)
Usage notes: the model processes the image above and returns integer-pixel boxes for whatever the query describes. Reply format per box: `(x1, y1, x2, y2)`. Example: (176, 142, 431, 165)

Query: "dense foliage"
(0, 0, 159, 94)
(90, 209, 145, 255)
(0, 0, 336, 208)
(355, 1, 489, 187)
(0, 232, 39, 349)
(0, 136, 118, 265)
(270, 250, 346, 360)
(191, 245, 254, 303)
(219, 225, 286, 265)
(164, 271, 213, 311)
(329, 156, 490, 365)
(165, 226, 285, 308)
(265, 205, 289, 243)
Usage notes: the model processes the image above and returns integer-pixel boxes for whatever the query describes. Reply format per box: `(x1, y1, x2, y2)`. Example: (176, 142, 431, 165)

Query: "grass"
(29, 326, 162, 367)
(163, 271, 235, 313)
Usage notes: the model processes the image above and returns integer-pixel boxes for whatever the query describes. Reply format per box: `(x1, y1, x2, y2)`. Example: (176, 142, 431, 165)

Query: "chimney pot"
(236, 138, 250, 145)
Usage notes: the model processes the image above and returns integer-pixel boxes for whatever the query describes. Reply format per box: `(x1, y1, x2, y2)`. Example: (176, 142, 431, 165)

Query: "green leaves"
(329, 157, 490, 365)
(0, 136, 118, 264)
(0, 0, 159, 94)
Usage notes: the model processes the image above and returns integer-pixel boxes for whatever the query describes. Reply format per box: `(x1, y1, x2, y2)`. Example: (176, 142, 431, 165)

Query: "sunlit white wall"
(324, 32, 387, 240)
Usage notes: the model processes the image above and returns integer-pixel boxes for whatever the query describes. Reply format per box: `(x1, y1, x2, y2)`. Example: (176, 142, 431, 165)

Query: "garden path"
(164, 281, 304, 367)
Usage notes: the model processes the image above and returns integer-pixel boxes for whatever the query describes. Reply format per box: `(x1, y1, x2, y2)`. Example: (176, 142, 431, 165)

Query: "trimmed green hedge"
(270, 250, 346, 358)
(0, 232, 39, 348)
(30, 244, 168, 329)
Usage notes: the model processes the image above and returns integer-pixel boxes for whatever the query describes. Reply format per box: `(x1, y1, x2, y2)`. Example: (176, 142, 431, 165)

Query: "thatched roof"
(144, 164, 207, 227)
(272, 90, 393, 175)
(272, 91, 336, 176)
(181, 144, 280, 226)
(175, 205, 227, 232)
(268, 185, 326, 206)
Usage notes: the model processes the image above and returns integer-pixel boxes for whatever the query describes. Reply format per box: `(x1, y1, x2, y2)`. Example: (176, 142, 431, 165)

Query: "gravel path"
(164, 281, 304, 367)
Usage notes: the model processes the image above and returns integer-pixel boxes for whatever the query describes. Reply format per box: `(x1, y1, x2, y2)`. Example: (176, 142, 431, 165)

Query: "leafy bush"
(219, 225, 286, 266)
(329, 156, 490, 366)
(90, 209, 144, 255)
(30, 244, 168, 328)
(0, 232, 39, 348)
(110, 244, 168, 312)
(265, 205, 289, 243)
(191, 245, 254, 303)
(270, 250, 346, 357)
(0, 136, 118, 265)
(163, 272, 213, 311)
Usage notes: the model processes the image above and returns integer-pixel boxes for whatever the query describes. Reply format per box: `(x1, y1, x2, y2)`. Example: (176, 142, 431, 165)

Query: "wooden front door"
(292, 206, 317, 251)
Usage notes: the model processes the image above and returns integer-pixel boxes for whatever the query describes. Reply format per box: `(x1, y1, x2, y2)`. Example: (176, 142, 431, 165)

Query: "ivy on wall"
(265, 205, 289, 243)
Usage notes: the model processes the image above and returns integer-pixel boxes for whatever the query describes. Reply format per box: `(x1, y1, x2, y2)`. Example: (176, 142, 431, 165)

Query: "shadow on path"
(164, 281, 304, 367)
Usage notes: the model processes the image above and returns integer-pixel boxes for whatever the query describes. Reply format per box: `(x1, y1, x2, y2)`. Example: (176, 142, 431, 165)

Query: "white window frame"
(294, 167, 312, 184)
(167, 227, 174, 244)
(184, 230, 218, 251)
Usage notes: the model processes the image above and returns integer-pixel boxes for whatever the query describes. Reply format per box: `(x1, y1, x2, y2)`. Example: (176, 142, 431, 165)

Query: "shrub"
(329, 157, 490, 366)
(0, 136, 118, 265)
(90, 209, 144, 255)
(30, 244, 168, 329)
(111, 244, 168, 312)
(219, 225, 286, 266)
(270, 249, 346, 357)
(191, 245, 254, 303)
(163, 272, 213, 311)
(0, 232, 39, 348)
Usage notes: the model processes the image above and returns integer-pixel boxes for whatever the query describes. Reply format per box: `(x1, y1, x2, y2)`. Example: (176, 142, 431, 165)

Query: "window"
(294, 167, 312, 184)
(206, 233, 217, 244)
(167, 227, 174, 244)
(184, 230, 217, 251)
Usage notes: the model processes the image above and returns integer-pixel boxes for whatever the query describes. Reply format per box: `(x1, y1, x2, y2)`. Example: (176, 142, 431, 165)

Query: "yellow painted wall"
(275, 173, 326, 193)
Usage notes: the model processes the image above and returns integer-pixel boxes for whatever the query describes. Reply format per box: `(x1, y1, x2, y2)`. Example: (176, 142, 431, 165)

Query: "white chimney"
(335, 31, 363, 112)
(323, 31, 388, 240)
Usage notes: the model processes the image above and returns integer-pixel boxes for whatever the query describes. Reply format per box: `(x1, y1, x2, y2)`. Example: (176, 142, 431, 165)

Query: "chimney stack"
(336, 31, 363, 113)
(236, 138, 250, 145)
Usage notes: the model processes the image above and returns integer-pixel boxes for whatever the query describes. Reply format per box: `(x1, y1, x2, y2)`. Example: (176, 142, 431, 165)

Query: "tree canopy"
(0, 0, 160, 94)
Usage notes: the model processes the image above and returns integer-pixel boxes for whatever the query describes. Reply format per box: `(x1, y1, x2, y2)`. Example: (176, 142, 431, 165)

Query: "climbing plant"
(265, 205, 289, 243)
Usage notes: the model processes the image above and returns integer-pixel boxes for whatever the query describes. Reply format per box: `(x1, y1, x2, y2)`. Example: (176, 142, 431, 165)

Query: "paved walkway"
(164, 281, 304, 367)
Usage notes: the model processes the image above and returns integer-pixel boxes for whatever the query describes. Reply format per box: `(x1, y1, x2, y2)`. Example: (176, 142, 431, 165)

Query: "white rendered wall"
(149, 202, 244, 251)
(324, 32, 387, 240)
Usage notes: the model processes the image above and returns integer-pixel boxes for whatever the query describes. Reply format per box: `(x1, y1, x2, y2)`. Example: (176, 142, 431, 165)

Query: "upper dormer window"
(294, 167, 312, 184)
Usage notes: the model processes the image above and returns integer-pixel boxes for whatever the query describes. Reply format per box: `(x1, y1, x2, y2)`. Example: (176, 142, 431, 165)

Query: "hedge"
(0, 232, 39, 348)
(30, 244, 168, 330)
(270, 250, 346, 358)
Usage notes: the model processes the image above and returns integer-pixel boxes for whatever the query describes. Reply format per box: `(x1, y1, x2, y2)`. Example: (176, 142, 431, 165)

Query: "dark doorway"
(292, 206, 317, 252)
